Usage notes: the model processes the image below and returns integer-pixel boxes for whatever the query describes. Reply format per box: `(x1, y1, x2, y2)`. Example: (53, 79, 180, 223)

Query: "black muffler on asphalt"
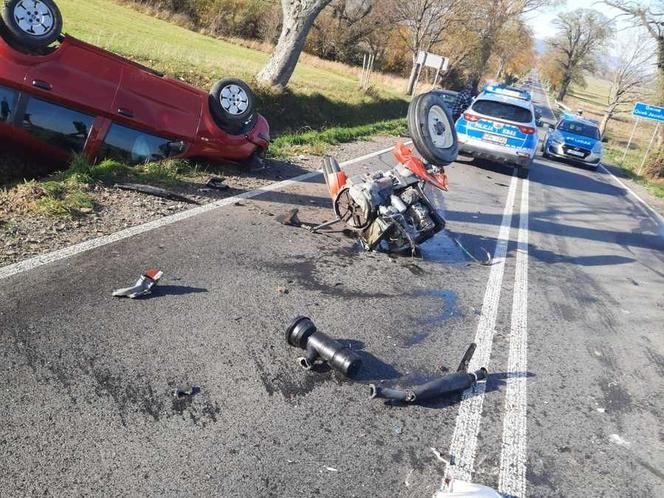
(369, 343, 487, 404)
(286, 316, 362, 377)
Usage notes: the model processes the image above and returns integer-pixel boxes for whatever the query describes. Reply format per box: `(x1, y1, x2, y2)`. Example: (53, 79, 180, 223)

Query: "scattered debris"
(275, 208, 302, 227)
(393, 424, 403, 435)
(452, 238, 492, 265)
(173, 385, 201, 399)
(369, 344, 487, 404)
(325, 467, 339, 472)
(206, 176, 229, 190)
(114, 183, 200, 204)
(597, 407, 606, 413)
(277, 286, 290, 295)
(431, 447, 448, 463)
(112, 269, 163, 298)
(609, 434, 631, 447)
(285, 316, 361, 377)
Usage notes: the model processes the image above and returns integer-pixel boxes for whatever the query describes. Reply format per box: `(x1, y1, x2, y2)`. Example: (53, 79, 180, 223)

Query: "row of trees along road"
(257, 0, 553, 89)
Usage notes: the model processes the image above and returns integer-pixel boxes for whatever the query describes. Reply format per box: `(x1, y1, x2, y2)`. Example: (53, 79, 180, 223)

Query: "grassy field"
(58, 0, 408, 137)
(565, 75, 664, 199)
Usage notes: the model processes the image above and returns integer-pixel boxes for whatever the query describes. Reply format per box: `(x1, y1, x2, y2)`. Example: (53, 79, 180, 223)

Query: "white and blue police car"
(455, 85, 539, 178)
(543, 113, 603, 170)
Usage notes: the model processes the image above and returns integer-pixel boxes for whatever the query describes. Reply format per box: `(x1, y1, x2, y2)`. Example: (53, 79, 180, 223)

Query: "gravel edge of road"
(0, 136, 403, 268)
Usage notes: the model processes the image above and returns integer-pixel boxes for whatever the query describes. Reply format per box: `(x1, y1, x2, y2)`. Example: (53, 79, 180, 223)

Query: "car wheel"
(408, 91, 459, 166)
(518, 167, 529, 179)
(209, 79, 257, 135)
(1, 0, 62, 51)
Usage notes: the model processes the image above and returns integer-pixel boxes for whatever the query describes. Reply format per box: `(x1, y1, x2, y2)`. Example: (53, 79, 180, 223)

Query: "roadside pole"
(639, 122, 659, 175)
(621, 118, 640, 164)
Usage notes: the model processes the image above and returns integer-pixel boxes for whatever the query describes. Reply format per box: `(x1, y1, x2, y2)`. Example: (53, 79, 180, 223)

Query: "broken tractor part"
(285, 316, 362, 377)
(112, 269, 163, 299)
(369, 343, 487, 404)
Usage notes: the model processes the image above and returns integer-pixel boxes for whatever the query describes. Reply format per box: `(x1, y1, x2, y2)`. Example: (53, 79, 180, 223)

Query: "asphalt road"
(2, 77, 664, 497)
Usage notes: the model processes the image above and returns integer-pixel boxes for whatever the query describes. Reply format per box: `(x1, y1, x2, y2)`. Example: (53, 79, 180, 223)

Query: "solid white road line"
(498, 177, 530, 498)
(0, 144, 402, 281)
(447, 172, 519, 482)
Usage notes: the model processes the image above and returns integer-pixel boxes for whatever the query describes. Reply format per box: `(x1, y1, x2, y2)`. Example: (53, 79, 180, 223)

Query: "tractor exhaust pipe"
(285, 316, 362, 377)
(369, 343, 487, 403)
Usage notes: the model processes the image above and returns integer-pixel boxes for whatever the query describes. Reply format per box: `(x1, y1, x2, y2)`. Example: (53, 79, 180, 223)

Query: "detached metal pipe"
(286, 316, 362, 377)
(369, 368, 488, 403)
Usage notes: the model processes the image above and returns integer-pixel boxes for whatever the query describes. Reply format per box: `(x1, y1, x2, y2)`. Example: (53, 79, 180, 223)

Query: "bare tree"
(549, 9, 613, 101)
(603, 1, 664, 103)
(471, 0, 552, 88)
(599, 36, 654, 136)
(257, 0, 334, 88)
(393, 0, 462, 93)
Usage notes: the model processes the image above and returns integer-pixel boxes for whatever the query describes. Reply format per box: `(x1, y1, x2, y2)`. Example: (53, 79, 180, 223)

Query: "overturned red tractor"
(321, 92, 458, 254)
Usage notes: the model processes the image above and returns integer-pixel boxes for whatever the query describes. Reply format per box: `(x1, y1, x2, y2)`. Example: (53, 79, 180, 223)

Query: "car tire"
(209, 79, 257, 136)
(408, 91, 459, 166)
(518, 167, 529, 179)
(1, 0, 62, 51)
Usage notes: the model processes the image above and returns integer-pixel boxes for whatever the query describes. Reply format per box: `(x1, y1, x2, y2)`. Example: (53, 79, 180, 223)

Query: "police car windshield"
(471, 99, 533, 124)
(558, 120, 600, 140)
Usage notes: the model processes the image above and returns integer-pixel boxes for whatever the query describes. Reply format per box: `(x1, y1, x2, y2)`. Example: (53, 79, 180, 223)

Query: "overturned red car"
(0, 0, 269, 172)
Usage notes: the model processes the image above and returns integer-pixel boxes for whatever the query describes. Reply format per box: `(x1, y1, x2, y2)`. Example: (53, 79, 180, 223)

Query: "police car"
(542, 113, 603, 170)
(455, 85, 539, 178)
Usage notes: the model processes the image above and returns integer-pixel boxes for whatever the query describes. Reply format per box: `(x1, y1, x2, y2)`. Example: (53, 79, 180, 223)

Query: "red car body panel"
(0, 34, 269, 167)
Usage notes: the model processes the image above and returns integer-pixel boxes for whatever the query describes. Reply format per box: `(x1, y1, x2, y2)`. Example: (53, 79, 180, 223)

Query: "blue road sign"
(633, 102, 664, 122)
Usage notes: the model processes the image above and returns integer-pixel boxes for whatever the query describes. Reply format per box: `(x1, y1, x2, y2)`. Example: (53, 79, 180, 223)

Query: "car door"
(112, 66, 202, 140)
(23, 39, 121, 115)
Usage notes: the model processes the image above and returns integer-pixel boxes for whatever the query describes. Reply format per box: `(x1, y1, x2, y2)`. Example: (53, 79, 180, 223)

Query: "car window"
(99, 123, 174, 164)
(557, 120, 600, 140)
(0, 85, 19, 124)
(22, 98, 94, 153)
(471, 99, 533, 123)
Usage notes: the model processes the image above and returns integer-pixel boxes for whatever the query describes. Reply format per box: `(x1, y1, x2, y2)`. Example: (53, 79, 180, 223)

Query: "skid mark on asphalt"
(499, 177, 530, 497)
(447, 172, 519, 481)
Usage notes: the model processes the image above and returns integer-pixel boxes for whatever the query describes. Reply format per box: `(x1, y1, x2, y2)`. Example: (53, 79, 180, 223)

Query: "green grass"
(57, 0, 409, 136)
(604, 144, 664, 200)
(269, 118, 407, 158)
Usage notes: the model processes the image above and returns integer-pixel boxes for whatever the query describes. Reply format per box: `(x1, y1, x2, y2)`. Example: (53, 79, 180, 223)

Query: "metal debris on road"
(173, 386, 201, 398)
(112, 269, 164, 299)
(275, 208, 302, 227)
(206, 176, 229, 190)
(285, 316, 362, 377)
(452, 238, 492, 266)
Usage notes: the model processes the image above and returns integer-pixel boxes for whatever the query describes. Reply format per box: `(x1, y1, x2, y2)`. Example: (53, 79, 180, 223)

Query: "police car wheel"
(408, 91, 459, 166)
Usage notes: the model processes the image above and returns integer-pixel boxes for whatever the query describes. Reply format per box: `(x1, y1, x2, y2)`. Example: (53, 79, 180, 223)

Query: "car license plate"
(567, 150, 585, 157)
(483, 134, 507, 145)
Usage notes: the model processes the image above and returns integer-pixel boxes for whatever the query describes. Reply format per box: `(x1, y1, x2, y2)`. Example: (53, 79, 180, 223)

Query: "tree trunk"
(599, 102, 618, 137)
(557, 73, 572, 101)
(257, 0, 332, 88)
